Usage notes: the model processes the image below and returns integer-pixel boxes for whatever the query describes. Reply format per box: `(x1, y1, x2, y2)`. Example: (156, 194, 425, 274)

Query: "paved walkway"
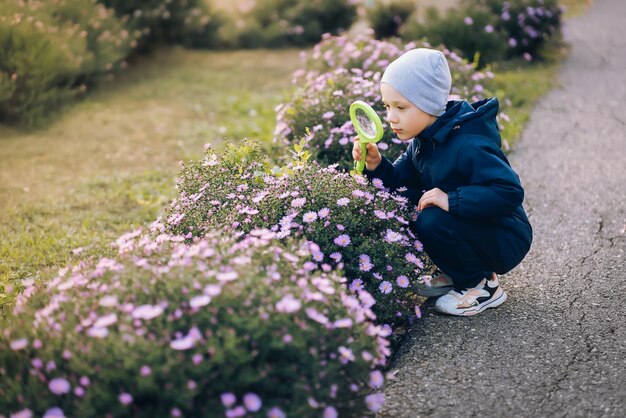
(379, 0, 626, 416)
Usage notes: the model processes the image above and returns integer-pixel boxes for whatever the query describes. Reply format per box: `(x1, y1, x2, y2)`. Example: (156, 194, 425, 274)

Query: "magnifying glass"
(349, 100, 384, 175)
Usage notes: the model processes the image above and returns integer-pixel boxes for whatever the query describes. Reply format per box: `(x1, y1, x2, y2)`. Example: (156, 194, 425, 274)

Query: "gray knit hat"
(381, 48, 452, 116)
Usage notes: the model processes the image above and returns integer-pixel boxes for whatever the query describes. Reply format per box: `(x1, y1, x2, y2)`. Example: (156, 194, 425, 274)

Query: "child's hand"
(418, 188, 449, 212)
(352, 138, 382, 171)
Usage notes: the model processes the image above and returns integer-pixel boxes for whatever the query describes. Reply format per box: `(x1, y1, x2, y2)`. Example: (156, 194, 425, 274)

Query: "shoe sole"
(437, 289, 508, 316)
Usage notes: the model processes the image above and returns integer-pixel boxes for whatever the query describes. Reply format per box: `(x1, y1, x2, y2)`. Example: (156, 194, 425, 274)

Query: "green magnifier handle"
(354, 139, 367, 173)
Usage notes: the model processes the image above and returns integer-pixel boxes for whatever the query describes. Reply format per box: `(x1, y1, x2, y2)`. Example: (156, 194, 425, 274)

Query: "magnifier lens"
(355, 108, 377, 138)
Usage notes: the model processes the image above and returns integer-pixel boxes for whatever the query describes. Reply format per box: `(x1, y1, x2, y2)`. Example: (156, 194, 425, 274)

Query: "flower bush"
(164, 141, 435, 327)
(0, 229, 389, 417)
(274, 34, 507, 169)
(218, 0, 358, 48)
(399, 0, 563, 65)
(0, 0, 220, 125)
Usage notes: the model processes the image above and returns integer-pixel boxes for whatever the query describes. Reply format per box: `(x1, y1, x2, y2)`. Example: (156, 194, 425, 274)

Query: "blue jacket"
(365, 97, 532, 245)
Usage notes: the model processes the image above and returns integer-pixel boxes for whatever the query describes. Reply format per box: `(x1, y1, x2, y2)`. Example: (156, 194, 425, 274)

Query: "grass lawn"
(0, 0, 592, 318)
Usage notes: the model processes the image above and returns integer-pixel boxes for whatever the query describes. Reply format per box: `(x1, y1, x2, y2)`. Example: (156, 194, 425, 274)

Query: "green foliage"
(400, 5, 508, 66)
(1, 231, 388, 416)
(366, 0, 416, 39)
(98, 0, 222, 48)
(218, 0, 358, 48)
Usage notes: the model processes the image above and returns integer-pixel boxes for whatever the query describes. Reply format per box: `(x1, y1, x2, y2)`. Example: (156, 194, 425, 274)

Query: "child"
(353, 48, 532, 316)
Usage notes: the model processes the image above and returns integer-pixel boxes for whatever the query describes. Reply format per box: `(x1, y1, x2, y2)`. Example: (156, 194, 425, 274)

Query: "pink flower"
(323, 406, 338, 418)
(415, 304, 422, 318)
(318, 207, 330, 218)
(291, 197, 306, 208)
(333, 234, 351, 247)
(243, 393, 262, 412)
(306, 308, 329, 325)
(93, 313, 117, 328)
(140, 365, 152, 376)
(119, 393, 133, 405)
(43, 407, 65, 418)
(338, 346, 355, 363)
(190, 295, 211, 308)
(336, 197, 350, 206)
(267, 407, 286, 418)
(275, 294, 302, 313)
(379, 281, 393, 294)
(48, 377, 71, 395)
(11, 409, 33, 418)
(170, 335, 196, 351)
(369, 370, 384, 388)
(333, 318, 353, 328)
(396, 276, 409, 288)
(132, 304, 164, 320)
(365, 393, 385, 411)
(484, 24, 494, 33)
(464, 16, 474, 25)
(303, 211, 318, 223)
(10, 338, 28, 351)
(221, 392, 237, 407)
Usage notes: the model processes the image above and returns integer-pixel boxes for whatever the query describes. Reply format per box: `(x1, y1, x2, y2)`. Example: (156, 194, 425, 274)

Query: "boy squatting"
(353, 48, 532, 316)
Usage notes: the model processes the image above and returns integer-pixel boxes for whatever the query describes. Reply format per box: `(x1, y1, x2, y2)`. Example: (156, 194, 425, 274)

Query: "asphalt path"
(378, 0, 626, 416)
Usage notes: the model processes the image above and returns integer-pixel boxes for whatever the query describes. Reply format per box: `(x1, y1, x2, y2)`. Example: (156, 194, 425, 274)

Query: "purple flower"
(302, 211, 318, 223)
(318, 207, 330, 218)
(140, 365, 152, 376)
(119, 393, 133, 405)
(369, 370, 384, 388)
(330, 252, 342, 262)
(132, 304, 164, 320)
(43, 407, 65, 418)
(323, 406, 338, 418)
(10, 338, 28, 351)
(48, 377, 71, 395)
(365, 393, 385, 412)
(171, 408, 182, 417)
(349, 279, 364, 292)
(396, 275, 409, 288)
(221, 392, 237, 407)
(464, 16, 474, 25)
(333, 234, 351, 247)
(12, 409, 33, 418)
(291, 197, 306, 208)
(415, 304, 422, 318)
(275, 294, 302, 313)
(267, 407, 286, 418)
(336, 197, 350, 206)
(243, 393, 262, 412)
(484, 24, 494, 33)
(190, 294, 211, 308)
(170, 335, 196, 351)
(379, 281, 393, 294)
(372, 178, 384, 189)
(333, 318, 353, 328)
(338, 346, 355, 363)
(322, 111, 335, 119)
(374, 209, 387, 219)
(384, 229, 403, 243)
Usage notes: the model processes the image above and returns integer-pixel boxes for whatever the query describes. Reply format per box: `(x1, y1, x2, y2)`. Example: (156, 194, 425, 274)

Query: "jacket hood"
(418, 97, 501, 147)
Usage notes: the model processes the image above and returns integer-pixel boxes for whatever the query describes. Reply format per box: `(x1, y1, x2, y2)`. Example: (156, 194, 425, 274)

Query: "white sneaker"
(415, 272, 455, 297)
(435, 275, 507, 316)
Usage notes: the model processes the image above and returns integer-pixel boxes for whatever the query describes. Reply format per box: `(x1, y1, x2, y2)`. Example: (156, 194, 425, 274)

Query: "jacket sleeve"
(364, 140, 421, 191)
(447, 138, 524, 218)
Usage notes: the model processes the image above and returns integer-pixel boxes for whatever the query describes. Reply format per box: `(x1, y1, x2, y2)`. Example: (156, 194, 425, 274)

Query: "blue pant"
(412, 207, 531, 289)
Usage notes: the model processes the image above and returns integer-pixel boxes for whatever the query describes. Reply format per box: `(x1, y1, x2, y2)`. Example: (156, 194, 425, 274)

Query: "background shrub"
(218, 0, 358, 48)
(366, 0, 416, 39)
(399, 0, 563, 65)
(0, 0, 139, 125)
(163, 141, 436, 328)
(399, 5, 508, 66)
(0, 230, 389, 417)
(98, 0, 222, 48)
(274, 34, 507, 170)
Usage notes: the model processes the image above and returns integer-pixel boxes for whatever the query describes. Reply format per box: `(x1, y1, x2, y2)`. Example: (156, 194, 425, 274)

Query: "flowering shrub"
(0, 0, 220, 125)
(366, 0, 416, 39)
(217, 0, 358, 48)
(0, 0, 139, 125)
(400, 0, 563, 64)
(0, 230, 389, 417)
(274, 34, 507, 169)
(99, 0, 222, 48)
(164, 141, 435, 327)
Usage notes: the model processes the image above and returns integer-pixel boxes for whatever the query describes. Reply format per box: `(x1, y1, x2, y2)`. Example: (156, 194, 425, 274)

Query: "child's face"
(381, 83, 437, 141)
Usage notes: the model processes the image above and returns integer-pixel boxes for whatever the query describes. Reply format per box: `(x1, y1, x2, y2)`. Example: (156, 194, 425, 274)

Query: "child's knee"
(412, 207, 449, 239)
